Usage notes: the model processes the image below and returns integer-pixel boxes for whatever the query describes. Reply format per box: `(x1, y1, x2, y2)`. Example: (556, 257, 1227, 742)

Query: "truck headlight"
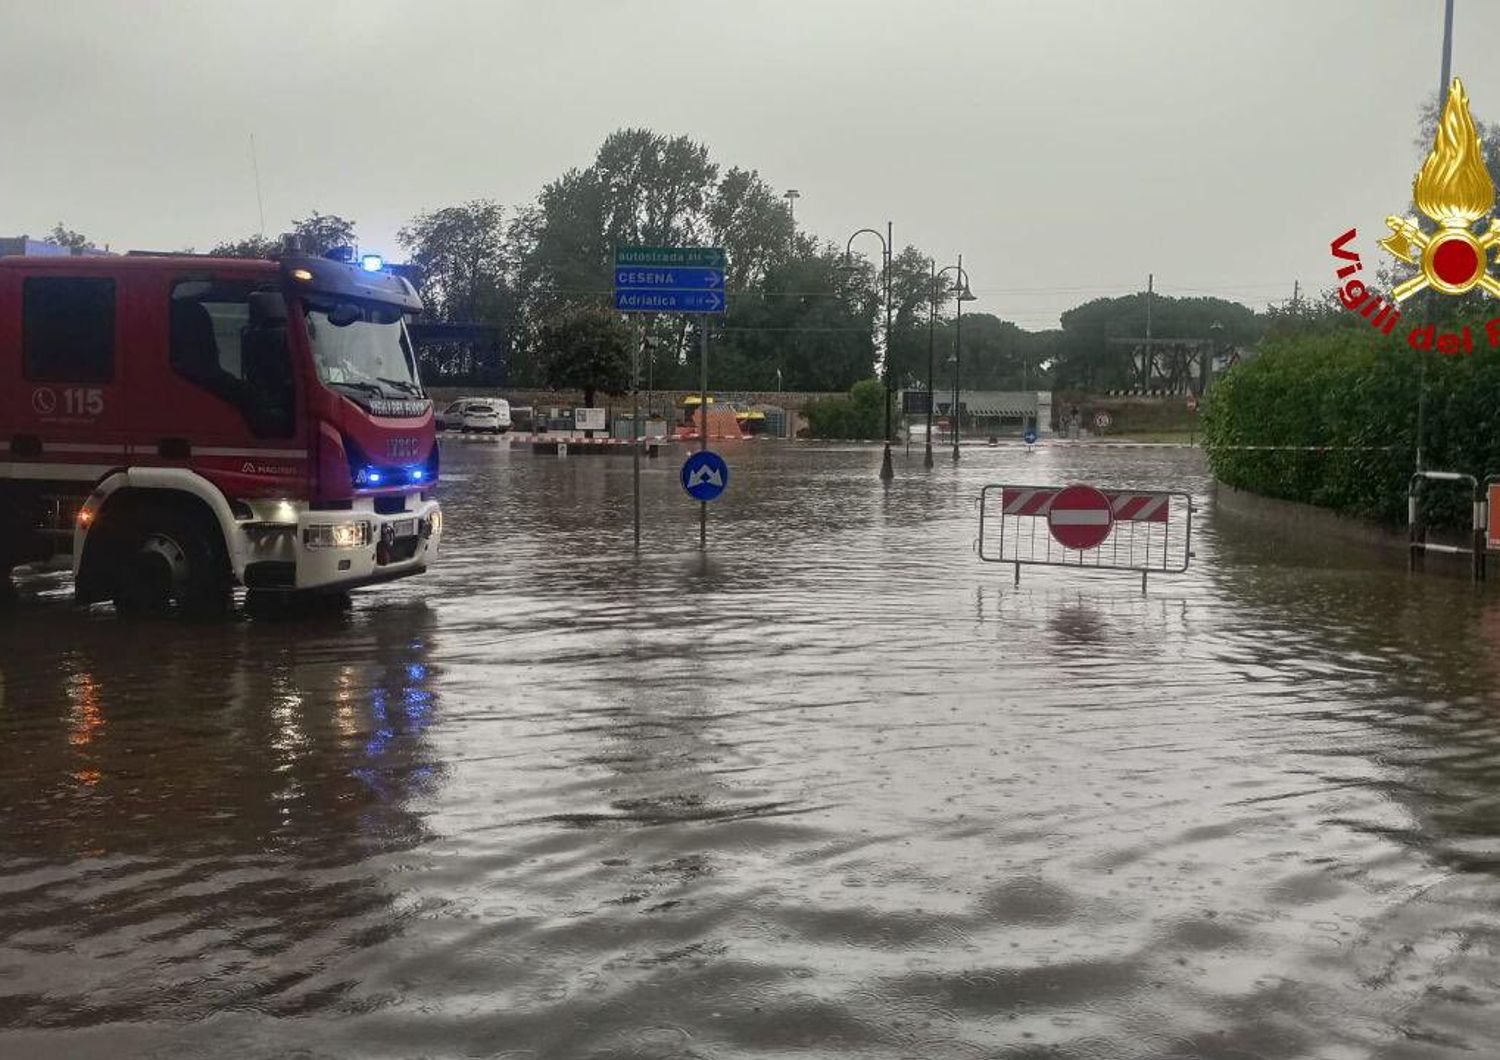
(304, 522, 372, 549)
(428, 509, 443, 538)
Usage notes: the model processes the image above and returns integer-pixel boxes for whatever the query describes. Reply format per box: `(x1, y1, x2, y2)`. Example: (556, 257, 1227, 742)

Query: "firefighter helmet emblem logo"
(1380, 77, 1500, 301)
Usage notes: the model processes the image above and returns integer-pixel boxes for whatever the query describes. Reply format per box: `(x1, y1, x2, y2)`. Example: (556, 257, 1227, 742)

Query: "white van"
(439, 396, 512, 432)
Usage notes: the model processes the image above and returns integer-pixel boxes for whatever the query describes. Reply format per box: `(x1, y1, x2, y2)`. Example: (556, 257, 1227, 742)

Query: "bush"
(804, 378, 887, 439)
(1205, 322, 1500, 526)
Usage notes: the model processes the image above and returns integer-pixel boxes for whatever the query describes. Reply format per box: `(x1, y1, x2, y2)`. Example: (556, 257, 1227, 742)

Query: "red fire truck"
(0, 250, 442, 614)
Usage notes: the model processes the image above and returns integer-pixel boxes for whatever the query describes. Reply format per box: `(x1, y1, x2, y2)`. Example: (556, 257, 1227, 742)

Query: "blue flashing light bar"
(354, 464, 432, 489)
(360, 253, 384, 272)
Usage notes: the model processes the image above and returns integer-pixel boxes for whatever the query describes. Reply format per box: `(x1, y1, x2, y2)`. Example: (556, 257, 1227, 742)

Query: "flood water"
(4, 440, 1500, 1059)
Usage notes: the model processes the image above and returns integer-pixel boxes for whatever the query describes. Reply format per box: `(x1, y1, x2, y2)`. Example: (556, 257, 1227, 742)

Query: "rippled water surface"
(5, 441, 1500, 1059)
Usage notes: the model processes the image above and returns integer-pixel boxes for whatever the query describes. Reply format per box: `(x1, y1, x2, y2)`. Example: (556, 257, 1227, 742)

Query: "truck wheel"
(112, 506, 230, 619)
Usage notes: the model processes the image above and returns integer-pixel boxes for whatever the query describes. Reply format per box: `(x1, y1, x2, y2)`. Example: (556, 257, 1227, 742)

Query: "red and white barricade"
(979, 482, 1193, 589)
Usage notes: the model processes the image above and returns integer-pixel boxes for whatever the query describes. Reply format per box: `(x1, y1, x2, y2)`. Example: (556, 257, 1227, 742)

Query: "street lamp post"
(844, 222, 895, 482)
(923, 260, 937, 468)
(946, 353, 958, 449)
(1206, 321, 1223, 396)
(935, 256, 976, 462)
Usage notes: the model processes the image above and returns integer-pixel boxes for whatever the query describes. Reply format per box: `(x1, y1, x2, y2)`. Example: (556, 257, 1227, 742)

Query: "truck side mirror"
(249, 291, 288, 324)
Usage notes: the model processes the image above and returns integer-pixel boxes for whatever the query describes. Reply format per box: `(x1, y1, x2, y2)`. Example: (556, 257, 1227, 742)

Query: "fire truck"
(0, 249, 442, 615)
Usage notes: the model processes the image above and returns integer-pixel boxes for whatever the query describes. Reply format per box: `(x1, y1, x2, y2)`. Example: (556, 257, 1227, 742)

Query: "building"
(0, 236, 107, 258)
(901, 389, 1053, 438)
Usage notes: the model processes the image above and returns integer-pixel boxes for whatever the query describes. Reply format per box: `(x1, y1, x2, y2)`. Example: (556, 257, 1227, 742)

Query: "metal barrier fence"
(979, 484, 1194, 590)
(1409, 471, 1486, 581)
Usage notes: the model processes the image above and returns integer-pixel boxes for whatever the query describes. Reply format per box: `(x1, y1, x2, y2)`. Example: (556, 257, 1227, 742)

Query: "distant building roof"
(902, 388, 1048, 418)
(0, 236, 108, 258)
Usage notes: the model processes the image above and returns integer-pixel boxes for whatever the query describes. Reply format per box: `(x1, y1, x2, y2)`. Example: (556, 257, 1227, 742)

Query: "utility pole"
(1440, 0, 1455, 110)
(1419, 0, 1455, 473)
(1143, 273, 1153, 390)
(1292, 279, 1300, 309)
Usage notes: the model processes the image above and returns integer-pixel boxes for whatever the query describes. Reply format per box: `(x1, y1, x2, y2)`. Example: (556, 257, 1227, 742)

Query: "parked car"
(439, 396, 512, 432)
(437, 398, 479, 430)
(461, 400, 511, 434)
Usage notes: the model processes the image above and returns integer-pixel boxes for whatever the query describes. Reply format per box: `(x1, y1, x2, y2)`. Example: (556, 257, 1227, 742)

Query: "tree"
(1051, 293, 1262, 391)
(884, 246, 942, 388)
(398, 200, 518, 388)
(513, 130, 809, 386)
(709, 166, 795, 289)
(209, 234, 280, 258)
(537, 305, 632, 407)
(712, 247, 877, 392)
(398, 200, 511, 322)
(291, 211, 357, 256)
(48, 223, 92, 250)
(929, 313, 1056, 391)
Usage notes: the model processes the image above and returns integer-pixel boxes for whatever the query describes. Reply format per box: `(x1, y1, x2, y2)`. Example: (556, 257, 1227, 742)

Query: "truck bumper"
(240, 498, 442, 593)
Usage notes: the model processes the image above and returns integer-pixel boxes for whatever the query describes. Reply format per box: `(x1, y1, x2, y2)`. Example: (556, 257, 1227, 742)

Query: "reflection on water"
(2, 441, 1500, 1057)
(0, 603, 442, 1041)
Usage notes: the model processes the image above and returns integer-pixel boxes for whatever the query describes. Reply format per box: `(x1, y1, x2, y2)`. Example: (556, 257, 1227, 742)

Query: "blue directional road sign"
(680, 450, 730, 501)
(1023, 428, 1038, 445)
(615, 245, 727, 315)
(614, 266, 723, 290)
(615, 289, 726, 313)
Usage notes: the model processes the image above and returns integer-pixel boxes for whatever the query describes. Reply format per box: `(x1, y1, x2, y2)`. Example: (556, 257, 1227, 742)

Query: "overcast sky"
(1, 1, 1494, 329)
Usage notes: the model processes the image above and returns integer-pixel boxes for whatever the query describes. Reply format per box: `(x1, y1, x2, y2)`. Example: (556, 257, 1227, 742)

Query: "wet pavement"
(4, 439, 1500, 1059)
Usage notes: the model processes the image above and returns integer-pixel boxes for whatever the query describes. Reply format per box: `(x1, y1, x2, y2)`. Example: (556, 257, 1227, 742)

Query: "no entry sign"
(1047, 484, 1114, 550)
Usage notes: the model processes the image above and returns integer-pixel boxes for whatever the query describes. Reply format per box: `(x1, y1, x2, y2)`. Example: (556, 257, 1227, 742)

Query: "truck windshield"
(303, 300, 424, 399)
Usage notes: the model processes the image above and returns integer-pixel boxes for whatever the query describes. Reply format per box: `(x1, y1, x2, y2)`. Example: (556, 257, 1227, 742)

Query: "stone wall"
(1051, 391, 1195, 433)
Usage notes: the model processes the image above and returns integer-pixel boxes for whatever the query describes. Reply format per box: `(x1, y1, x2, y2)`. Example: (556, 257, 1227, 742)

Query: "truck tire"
(111, 504, 230, 619)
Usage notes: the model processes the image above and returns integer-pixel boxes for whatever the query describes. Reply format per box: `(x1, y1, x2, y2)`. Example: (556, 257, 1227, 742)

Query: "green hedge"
(1205, 326, 1500, 526)
(804, 378, 886, 439)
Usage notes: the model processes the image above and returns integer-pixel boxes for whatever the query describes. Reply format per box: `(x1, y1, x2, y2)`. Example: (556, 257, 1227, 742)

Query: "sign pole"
(632, 325, 642, 552)
(699, 322, 708, 550)
(614, 245, 727, 550)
